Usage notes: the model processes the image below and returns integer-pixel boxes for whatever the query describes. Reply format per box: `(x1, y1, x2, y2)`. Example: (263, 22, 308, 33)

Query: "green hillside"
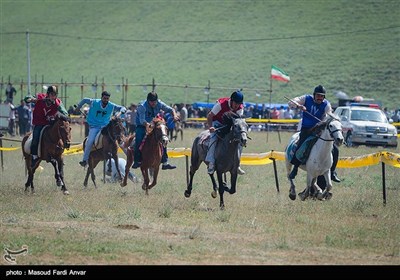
(1, 0, 399, 109)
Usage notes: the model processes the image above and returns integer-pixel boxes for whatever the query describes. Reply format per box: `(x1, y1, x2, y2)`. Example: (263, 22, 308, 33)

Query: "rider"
(24, 85, 69, 168)
(131, 91, 179, 170)
(205, 90, 246, 175)
(287, 85, 341, 182)
(75, 91, 126, 167)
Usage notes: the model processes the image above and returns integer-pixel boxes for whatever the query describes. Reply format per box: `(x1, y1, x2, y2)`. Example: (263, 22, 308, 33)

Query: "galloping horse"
(83, 115, 125, 188)
(285, 113, 344, 201)
(184, 113, 249, 209)
(121, 117, 169, 195)
(22, 113, 72, 194)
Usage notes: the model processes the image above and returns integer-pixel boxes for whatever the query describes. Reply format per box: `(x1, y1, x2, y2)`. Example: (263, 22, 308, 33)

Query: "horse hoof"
(298, 192, 308, 201)
(289, 193, 296, 201)
(63, 191, 70, 195)
(56, 181, 62, 187)
(211, 191, 217, 198)
(184, 190, 191, 198)
(120, 182, 126, 188)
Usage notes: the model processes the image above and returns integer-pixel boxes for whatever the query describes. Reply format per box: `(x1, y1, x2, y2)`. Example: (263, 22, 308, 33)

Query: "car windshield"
(351, 110, 387, 123)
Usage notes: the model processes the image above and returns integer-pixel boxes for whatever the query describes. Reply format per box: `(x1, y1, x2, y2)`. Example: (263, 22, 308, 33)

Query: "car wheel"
(345, 132, 353, 147)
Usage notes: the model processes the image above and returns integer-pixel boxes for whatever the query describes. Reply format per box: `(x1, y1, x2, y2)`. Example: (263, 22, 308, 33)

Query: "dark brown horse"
(22, 113, 72, 195)
(83, 115, 125, 188)
(121, 117, 169, 194)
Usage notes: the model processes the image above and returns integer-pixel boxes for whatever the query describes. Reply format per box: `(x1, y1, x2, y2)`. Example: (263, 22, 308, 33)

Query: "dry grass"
(0, 124, 399, 265)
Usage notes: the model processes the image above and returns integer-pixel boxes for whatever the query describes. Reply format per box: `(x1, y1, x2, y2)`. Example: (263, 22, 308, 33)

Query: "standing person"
(179, 103, 188, 128)
(130, 91, 179, 170)
(5, 83, 17, 104)
(6, 100, 16, 137)
(125, 103, 137, 134)
(287, 85, 341, 182)
(16, 99, 31, 136)
(24, 85, 69, 167)
(205, 90, 246, 175)
(75, 91, 126, 167)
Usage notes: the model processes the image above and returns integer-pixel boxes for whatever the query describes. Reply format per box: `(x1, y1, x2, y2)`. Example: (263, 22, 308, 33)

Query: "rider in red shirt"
(24, 85, 69, 168)
(205, 90, 245, 175)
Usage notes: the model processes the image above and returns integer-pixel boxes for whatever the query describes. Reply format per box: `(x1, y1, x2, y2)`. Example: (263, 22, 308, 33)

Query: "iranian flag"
(271, 65, 290, 82)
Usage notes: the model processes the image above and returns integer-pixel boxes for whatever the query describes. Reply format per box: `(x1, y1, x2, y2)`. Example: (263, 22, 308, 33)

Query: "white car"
(334, 105, 398, 147)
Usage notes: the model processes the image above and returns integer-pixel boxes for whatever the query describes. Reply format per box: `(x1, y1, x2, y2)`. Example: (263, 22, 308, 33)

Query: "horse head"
(108, 116, 125, 142)
(150, 117, 169, 147)
(51, 113, 72, 149)
(320, 114, 344, 147)
(232, 117, 249, 147)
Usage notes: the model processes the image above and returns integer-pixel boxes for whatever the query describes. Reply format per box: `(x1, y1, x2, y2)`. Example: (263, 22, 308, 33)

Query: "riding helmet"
(313, 85, 326, 95)
(230, 90, 244, 104)
(147, 91, 158, 102)
(47, 85, 58, 95)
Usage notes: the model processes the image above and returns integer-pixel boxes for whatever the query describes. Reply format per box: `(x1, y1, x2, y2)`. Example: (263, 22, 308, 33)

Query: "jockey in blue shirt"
(287, 85, 341, 182)
(75, 91, 126, 167)
(131, 91, 179, 170)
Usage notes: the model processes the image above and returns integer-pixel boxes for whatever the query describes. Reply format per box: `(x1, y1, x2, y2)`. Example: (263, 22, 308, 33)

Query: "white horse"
(285, 114, 344, 201)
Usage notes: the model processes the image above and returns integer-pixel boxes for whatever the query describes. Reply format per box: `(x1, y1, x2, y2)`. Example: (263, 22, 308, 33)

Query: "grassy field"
(0, 124, 399, 265)
(1, 0, 399, 109)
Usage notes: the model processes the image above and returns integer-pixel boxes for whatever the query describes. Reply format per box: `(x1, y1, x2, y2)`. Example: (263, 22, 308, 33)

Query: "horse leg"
(148, 166, 160, 189)
(216, 171, 225, 210)
(320, 171, 333, 200)
(57, 157, 69, 195)
(184, 159, 202, 198)
(24, 163, 35, 194)
(111, 154, 123, 183)
(227, 171, 238, 195)
(286, 160, 297, 200)
(141, 167, 150, 195)
(121, 147, 134, 187)
(209, 174, 218, 199)
(50, 158, 62, 187)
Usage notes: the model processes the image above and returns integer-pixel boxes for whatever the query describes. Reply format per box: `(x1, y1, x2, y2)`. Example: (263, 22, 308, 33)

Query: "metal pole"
(26, 30, 31, 95)
(382, 162, 386, 205)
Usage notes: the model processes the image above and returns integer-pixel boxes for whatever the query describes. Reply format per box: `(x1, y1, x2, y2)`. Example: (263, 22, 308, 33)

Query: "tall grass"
(0, 124, 399, 264)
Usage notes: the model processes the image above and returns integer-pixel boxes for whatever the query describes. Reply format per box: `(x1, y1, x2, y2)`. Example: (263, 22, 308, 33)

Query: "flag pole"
(267, 75, 272, 142)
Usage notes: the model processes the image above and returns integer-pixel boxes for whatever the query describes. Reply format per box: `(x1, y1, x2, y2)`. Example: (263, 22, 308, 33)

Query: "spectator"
(16, 99, 31, 136)
(125, 103, 137, 134)
(5, 83, 17, 104)
(179, 103, 188, 128)
(6, 100, 16, 137)
(270, 107, 280, 119)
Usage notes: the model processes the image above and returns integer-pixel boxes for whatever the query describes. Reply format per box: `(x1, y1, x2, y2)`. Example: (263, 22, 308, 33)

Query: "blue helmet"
(230, 90, 244, 104)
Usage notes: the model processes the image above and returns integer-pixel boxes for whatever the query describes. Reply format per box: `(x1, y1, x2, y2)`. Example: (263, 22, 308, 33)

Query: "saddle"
(82, 132, 104, 152)
(23, 125, 50, 157)
(288, 135, 318, 164)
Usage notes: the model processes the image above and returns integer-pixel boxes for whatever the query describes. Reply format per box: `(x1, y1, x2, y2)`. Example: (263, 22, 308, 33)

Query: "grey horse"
(184, 113, 249, 209)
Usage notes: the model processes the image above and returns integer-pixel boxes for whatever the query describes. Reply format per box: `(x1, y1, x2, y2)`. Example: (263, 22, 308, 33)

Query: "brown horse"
(21, 113, 72, 195)
(121, 117, 169, 194)
(83, 115, 125, 188)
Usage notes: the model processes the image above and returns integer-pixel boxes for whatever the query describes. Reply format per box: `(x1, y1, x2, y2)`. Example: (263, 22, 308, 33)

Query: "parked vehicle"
(334, 104, 398, 147)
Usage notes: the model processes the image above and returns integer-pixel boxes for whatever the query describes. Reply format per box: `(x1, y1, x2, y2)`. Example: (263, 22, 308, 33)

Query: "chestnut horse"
(121, 117, 169, 194)
(21, 113, 72, 194)
(83, 115, 125, 188)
